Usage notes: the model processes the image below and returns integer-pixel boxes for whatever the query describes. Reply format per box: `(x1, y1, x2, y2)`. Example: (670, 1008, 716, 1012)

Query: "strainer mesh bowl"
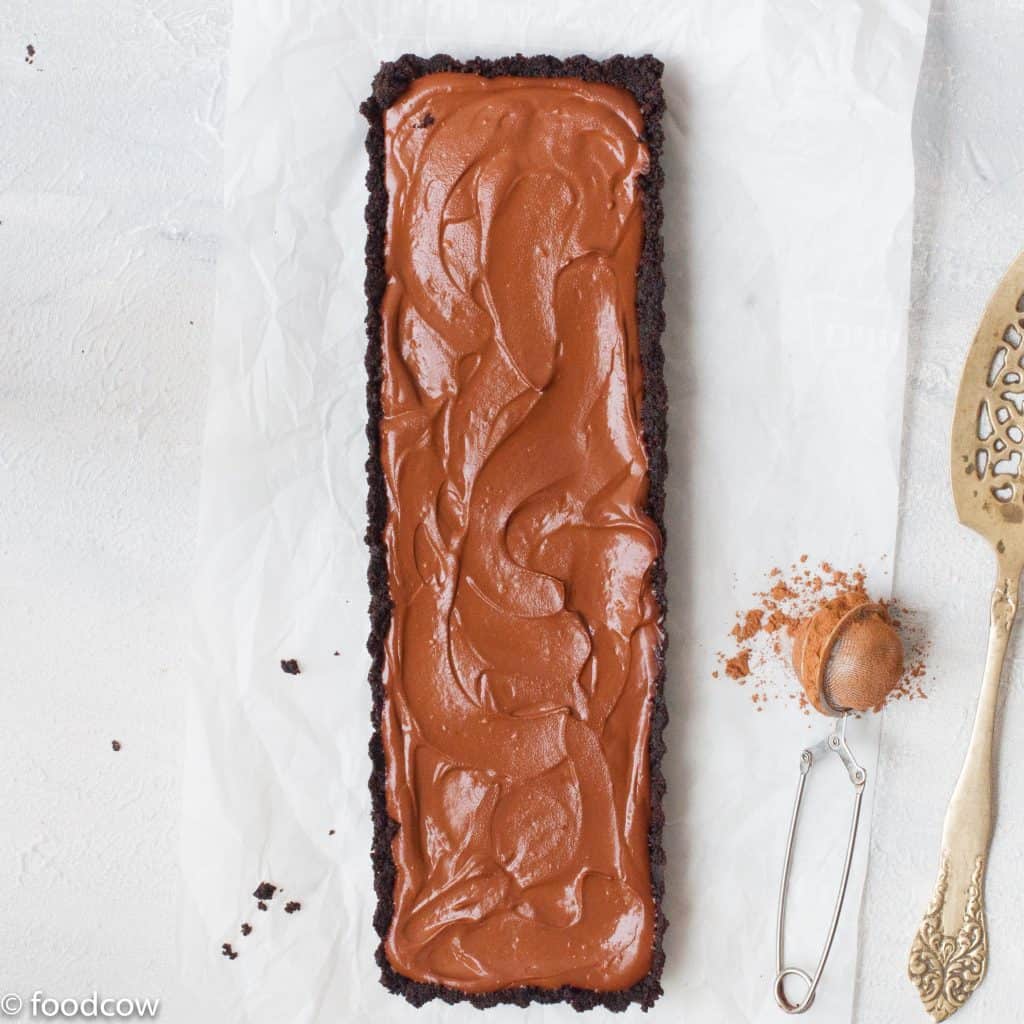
(822, 607, 904, 713)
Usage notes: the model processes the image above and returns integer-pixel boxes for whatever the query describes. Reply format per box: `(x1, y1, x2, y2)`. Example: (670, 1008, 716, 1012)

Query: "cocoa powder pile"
(716, 557, 929, 714)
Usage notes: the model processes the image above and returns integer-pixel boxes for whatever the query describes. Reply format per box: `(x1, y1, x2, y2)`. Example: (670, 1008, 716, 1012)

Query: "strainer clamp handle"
(774, 714, 866, 1014)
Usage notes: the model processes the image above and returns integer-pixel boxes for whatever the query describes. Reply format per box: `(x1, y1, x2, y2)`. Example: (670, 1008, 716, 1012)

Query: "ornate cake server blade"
(908, 251, 1024, 1020)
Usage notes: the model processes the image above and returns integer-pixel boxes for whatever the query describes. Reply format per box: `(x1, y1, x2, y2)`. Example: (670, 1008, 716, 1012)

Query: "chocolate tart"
(362, 53, 668, 1012)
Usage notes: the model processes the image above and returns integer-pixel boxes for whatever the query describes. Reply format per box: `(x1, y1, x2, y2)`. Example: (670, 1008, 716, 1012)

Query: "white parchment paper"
(182, 2, 929, 1021)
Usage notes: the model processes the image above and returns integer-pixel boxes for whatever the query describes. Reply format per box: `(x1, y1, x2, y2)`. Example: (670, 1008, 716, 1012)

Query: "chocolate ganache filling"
(379, 72, 663, 992)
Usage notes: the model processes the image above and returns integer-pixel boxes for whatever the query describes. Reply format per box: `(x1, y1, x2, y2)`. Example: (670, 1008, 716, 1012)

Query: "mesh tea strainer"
(773, 593, 904, 1014)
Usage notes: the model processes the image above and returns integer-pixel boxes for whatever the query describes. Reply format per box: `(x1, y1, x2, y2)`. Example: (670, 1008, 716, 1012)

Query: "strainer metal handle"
(774, 715, 866, 1014)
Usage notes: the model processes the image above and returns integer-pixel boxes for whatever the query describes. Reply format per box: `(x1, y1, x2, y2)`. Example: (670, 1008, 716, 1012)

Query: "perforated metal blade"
(952, 250, 1024, 570)
(907, 253, 1024, 1020)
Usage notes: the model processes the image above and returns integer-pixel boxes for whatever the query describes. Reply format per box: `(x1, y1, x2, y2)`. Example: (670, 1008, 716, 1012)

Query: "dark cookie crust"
(362, 53, 668, 1012)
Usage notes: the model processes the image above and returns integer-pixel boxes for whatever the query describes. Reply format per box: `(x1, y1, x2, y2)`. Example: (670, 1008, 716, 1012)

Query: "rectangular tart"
(363, 54, 667, 1012)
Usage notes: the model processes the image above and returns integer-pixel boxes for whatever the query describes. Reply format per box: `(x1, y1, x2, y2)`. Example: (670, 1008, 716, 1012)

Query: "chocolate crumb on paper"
(111, 740, 121, 752)
(240, 923, 252, 936)
(280, 658, 300, 675)
(717, 559, 930, 714)
(253, 881, 276, 901)
(25, 44, 35, 64)
(221, 943, 238, 960)
(284, 901, 301, 914)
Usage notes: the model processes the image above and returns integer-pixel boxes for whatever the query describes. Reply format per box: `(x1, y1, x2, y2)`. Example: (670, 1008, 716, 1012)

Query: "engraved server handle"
(907, 563, 1020, 1020)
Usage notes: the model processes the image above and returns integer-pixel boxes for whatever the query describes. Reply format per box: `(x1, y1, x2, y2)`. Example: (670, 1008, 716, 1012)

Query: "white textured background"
(1, 2, 1020, 1022)
(856, 2, 1024, 1022)
(1, 1, 227, 1015)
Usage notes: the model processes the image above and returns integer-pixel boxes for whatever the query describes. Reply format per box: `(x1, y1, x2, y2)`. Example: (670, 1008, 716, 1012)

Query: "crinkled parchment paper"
(182, 2, 929, 1021)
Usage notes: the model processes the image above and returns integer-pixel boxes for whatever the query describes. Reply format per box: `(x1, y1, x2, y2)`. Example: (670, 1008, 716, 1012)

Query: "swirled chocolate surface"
(378, 72, 663, 993)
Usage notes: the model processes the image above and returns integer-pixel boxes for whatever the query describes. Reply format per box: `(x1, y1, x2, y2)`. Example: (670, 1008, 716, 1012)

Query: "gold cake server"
(908, 251, 1024, 1020)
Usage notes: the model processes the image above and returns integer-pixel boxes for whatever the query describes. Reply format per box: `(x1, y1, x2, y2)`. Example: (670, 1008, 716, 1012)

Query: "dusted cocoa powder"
(725, 650, 751, 680)
(717, 558, 929, 715)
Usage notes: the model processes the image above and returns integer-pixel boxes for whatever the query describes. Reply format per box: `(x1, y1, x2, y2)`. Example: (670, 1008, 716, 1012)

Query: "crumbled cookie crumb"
(221, 943, 238, 960)
(284, 901, 301, 914)
(240, 923, 252, 936)
(253, 881, 276, 901)
(280, 659, 300, 675)
(111, 740, 121, 752)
